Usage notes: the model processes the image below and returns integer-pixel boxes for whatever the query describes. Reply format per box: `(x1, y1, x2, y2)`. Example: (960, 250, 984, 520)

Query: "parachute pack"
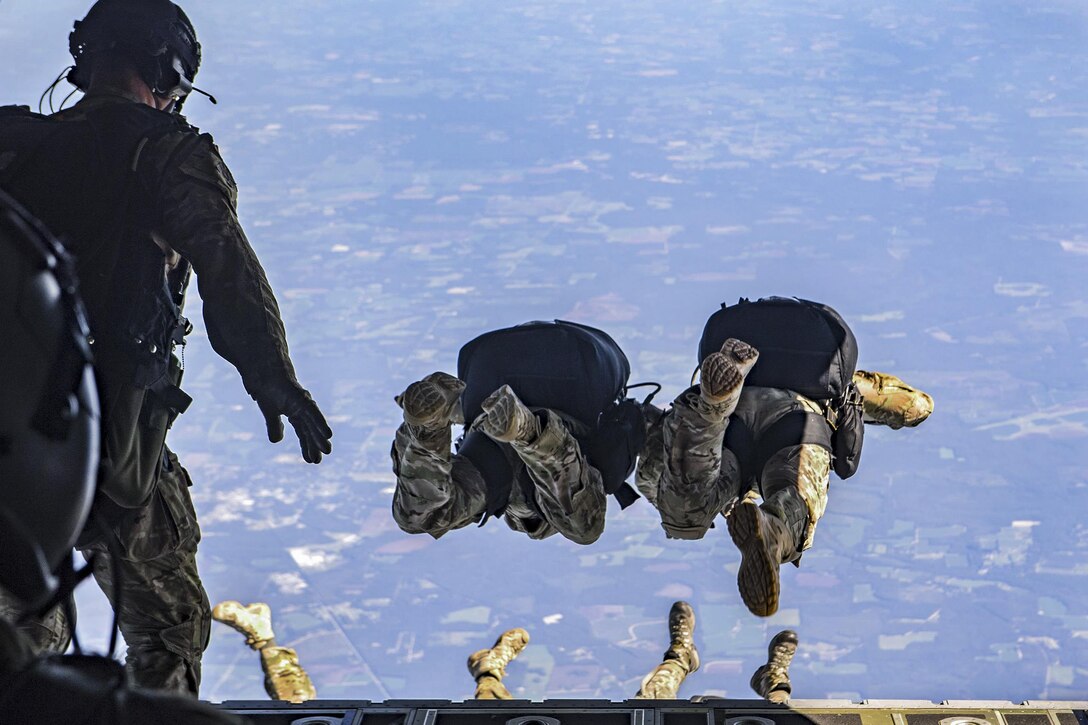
(456, 320, 643, 517)
(699, 297, 864, 480)
(699, 296, 858, 401)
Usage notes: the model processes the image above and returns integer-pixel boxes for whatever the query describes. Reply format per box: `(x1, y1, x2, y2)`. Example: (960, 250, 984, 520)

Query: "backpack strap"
(724, 417, 756, 482)
(829, 381, 865, 479)
(612, 482, 640, 508)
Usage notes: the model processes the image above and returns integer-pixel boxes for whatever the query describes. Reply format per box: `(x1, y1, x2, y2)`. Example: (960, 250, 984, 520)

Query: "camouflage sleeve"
(390, 423, 489, 538)
(508, 411, 605, 545)
(151, 132, 298, 392)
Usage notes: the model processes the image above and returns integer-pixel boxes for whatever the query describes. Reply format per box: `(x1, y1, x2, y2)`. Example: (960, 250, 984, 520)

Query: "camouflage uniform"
(0, 92, 305, 694)
(0, 449, 208, 693)
(638, 385, 830, 558)
(0, 591, 69, 656)
(392, 409, 607, 545)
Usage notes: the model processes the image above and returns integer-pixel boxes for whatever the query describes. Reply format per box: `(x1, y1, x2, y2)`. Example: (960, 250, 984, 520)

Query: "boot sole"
(727, 503, 779, 617)
(402, 381, 461, 427)
(700, 353, 743, 402)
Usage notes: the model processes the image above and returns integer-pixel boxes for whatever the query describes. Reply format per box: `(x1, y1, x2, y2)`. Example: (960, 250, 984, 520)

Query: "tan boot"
(726, 501, 798, 617)
(853, 370, 933, 429)
(635, 600, 701, 699)
(665, 600, 700, 673)
(211, 601, 275, 650)
(750, 629, 798, 703)
(260, 645, 317, 703)
(396, 371, 466, 427)
(468, 627, 530, 682)
(474, 674, 514, 700)
(698, 338, 759, 419)
(472, 386, 541, 444)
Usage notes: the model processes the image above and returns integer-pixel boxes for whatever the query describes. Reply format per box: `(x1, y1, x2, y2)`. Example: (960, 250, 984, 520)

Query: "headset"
(65, 0, 215, 111)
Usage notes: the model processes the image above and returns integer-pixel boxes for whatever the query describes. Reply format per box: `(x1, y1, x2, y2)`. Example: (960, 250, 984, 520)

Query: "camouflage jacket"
(0, 92, 297, 395)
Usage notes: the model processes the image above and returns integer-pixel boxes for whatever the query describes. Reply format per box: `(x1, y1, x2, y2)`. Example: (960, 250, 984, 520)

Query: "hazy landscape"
(2, 0, 1086, 703)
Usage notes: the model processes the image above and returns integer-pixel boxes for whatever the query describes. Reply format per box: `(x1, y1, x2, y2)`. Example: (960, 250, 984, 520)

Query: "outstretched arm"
(155, 133, 332, 462)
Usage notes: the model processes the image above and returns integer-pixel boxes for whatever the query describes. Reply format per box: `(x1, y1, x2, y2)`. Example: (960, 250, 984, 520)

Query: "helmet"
(0, 188, 99, 611)
(67, 0, 201, 104)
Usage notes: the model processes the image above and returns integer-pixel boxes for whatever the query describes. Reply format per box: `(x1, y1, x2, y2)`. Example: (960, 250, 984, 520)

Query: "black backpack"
(456, 320, 643, 516)
(700, 297, 857, 401)
(700, 297, 864, 479)
(0, 104, 194, 507)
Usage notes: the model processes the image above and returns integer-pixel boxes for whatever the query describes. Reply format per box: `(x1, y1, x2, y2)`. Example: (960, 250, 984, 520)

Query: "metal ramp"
(216, 698, 1088, 725)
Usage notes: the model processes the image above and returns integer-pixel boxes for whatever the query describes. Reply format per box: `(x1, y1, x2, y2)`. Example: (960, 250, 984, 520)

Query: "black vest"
(0, 102, 193, 387)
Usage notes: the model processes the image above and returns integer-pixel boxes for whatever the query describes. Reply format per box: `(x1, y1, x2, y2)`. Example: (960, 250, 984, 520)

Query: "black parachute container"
(699, 297, 858, 402)
(457, 320, 640, 514)
(458, 320, 630, 427)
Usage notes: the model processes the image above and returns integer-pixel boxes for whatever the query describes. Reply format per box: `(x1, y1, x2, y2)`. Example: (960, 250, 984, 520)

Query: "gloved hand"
(254, 381, 333, 463)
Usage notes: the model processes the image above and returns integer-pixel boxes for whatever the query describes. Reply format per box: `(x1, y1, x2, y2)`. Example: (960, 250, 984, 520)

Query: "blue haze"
(2, 0, 1087, 703)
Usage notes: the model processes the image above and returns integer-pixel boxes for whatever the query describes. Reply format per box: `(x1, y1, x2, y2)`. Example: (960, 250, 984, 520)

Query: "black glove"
(255, 381, 333, 463)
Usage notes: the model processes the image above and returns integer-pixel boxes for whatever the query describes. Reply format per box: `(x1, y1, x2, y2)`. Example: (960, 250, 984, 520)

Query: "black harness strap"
(612, 482, 640, 509)
(726, 410, 832, 483)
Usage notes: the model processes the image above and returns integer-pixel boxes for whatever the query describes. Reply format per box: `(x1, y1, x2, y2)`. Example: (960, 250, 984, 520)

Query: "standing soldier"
(0, 190, 244, 723)
(0, 0, 332, 695)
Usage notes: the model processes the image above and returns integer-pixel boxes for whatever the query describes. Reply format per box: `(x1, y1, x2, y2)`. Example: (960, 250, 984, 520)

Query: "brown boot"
(396, 372, 466, 427)
(726, 500, 798, 617)
(750, 629, 798, 703)
(474, 674, 514, 700)
(468, 628, 530, 682)
(635, 601, 700, 700)
(472, 386, 541, 444)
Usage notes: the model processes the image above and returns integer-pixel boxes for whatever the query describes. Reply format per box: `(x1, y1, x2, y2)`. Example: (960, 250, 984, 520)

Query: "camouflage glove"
(255, 380, 333, 463)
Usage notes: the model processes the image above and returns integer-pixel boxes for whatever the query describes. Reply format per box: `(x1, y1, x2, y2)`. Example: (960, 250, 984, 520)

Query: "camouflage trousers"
(0, 448, 211, 695)
(636, 658, 691, 699)
(392, 410, 607, 544)
(638, 386, 831, 554)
